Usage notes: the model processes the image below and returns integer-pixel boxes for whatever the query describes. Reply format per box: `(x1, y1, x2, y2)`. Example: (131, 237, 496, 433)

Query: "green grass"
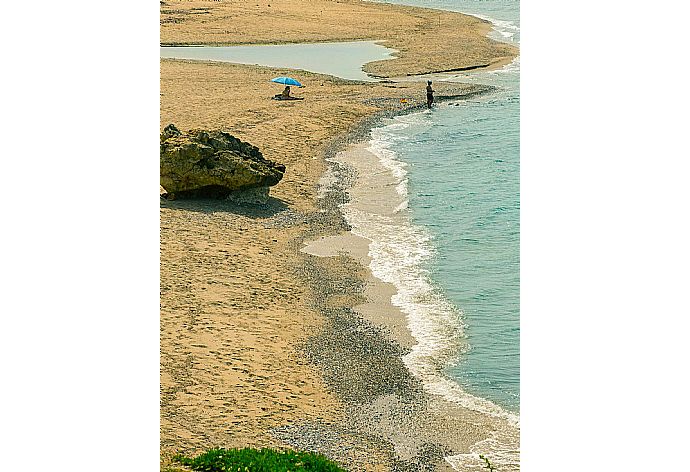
(173, 447, 347, 472)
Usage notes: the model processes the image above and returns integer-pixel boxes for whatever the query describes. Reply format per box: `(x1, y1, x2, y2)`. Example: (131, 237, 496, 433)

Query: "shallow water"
(160, 41, 394, 81)
(372, 86, 520, 413)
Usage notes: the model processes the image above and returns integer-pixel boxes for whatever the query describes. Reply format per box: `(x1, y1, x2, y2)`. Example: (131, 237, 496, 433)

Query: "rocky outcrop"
(160, 124, 285, 199)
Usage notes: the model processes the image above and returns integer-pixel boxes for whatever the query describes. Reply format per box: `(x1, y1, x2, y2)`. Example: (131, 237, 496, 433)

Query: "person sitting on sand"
(273, 86, 291, 99)
(426, 80, 434, 109)
(272, 85, 304, 101)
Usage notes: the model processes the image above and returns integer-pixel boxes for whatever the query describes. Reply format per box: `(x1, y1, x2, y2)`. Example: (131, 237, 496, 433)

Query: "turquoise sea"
(369, 0, 520, 412)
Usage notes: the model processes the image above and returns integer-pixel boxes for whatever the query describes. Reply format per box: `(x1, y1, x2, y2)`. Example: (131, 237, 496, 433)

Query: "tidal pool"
(160, 41, 395, 81)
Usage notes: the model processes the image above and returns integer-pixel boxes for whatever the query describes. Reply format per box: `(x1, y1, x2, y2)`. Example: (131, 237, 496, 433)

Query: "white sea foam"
(367, 125, 409, 184)
(489, 55, 521, 75)
(393, 198, 408, 213)
(467, 13, 520, 45)
(445, 426, 520, 471)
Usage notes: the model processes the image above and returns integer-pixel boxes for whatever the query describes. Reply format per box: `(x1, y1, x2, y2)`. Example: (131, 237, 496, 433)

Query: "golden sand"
(160, 1, 519, 468)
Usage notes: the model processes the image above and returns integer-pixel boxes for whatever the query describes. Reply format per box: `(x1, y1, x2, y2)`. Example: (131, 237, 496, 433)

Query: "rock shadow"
(160, 195, 290, 219)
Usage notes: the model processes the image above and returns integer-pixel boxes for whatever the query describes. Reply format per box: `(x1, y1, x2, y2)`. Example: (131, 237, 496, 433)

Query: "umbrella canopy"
(271, 76, 302, 87)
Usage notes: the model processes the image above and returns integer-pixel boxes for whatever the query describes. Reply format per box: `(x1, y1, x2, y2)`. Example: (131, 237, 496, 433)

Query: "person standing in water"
(426, 80, 434, 109)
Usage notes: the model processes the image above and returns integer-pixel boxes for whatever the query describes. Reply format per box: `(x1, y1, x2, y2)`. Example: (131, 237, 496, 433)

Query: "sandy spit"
(160, 0, 517, 76)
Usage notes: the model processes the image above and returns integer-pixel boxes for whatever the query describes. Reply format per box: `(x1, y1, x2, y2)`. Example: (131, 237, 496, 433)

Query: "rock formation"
(160, 124, 285, 199)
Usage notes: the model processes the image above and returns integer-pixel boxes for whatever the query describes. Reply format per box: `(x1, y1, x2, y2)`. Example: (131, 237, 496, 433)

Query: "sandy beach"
(160, 1, 519, 470)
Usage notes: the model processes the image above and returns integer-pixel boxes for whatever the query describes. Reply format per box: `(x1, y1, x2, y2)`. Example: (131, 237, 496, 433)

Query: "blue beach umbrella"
(271, 76, 302, 87)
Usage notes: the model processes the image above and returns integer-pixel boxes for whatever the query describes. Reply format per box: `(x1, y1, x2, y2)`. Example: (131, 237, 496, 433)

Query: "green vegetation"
(173, 447, 347, 472)
(479, 454, 496, 471)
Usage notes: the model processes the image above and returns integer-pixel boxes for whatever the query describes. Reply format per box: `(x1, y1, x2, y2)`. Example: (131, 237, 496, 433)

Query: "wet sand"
(298, 143, 520, 470)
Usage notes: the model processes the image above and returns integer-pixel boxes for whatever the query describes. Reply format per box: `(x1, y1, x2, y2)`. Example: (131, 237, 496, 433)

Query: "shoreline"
(295, 108, 519, 469)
